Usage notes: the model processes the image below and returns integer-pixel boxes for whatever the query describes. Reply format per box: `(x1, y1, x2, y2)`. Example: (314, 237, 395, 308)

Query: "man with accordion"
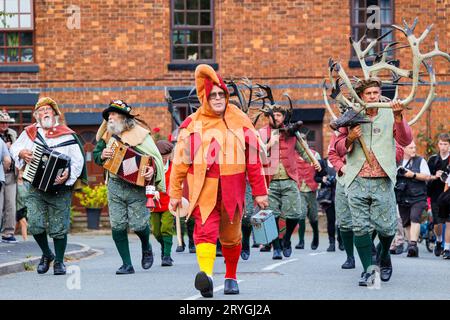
(10, 97, 87, 276)
(93, 100, 165, 275)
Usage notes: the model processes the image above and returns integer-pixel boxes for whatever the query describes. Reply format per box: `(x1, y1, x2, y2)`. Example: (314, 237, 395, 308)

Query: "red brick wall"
(1, 0, 449, 156)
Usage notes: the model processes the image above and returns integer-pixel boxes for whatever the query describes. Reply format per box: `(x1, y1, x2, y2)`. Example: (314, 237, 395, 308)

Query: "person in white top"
(395, 141, 431, 258)
(10, 97, 86, 276)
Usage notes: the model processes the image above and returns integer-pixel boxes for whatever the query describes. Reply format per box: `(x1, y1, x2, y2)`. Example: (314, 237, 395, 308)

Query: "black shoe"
(141, 250, 154, 270)
(272, 249, 282, 260)
(341, 256, 355, 269)
(116, 264, 135, 275)
(327, 243, 335, 252)
(176, 245, 185, 253)
(338, 242, 345, 251)
(311, 239, 319, 250)
(443, 250, 450, 259)
(358, 271, 375, 287)
(260, 244, 271, 252)
(240, 250, 250, 261)
(53, 262, 66, 275)
(37, 254, 55, 274)
(224, 279, 239, 295)
(189, 243, 196, 253)
(194, 271, 213, 298)
(161, 256, 173, 267)
(216, 248, 223, 257)
(407, 243, 419, 257)
(435, 242, 443, 257)
(282, 246, 292, 258)
(295, 240, 304, 249)
(252, 243, 259, 248)
(379, 255, 393, 282)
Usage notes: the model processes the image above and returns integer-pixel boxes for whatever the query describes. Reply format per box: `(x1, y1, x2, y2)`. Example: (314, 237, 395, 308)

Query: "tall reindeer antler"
(324, 18, 450, 126)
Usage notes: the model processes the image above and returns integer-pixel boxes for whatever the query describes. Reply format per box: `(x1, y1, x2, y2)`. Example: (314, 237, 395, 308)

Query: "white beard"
(107, 120, 125, 135)
(41, 117, 55, 129)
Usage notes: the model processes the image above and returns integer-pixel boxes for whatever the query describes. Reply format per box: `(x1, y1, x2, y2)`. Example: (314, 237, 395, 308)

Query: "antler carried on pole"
(323, 17, 450, 127)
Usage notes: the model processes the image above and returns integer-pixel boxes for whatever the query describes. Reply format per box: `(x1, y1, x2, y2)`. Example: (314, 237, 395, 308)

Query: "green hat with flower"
(102, 100, 135, 120)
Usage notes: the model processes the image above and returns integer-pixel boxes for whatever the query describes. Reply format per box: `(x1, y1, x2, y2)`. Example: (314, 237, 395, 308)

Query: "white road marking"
(309, 252, 327, 256)
(184, 280, 244, 300)
(262, 258, 299, 271)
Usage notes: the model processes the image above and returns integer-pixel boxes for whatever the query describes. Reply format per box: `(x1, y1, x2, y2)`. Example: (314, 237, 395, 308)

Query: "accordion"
(23, 143, 71, 193)
(103, 137, 152, 187)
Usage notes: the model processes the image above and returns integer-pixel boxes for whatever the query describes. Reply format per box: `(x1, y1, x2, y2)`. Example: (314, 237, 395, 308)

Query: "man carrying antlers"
(334, 78, 412, 286)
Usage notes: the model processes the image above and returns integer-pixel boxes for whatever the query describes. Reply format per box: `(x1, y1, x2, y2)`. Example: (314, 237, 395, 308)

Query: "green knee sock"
(112, 229, 132, 266)
(340, 230, 354, 258)
(33, 232, 53, 257)
(162, 235, 173, 257)
(378, 234, 394, 260)
(135, 225, 151, 252)
(53, 235, 68, 263)
(298, 219, 306, 242)
(354, 233, 373, 272)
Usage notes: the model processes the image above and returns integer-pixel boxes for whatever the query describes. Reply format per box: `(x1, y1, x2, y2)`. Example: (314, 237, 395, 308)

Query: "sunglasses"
(208, 91, 226, 100)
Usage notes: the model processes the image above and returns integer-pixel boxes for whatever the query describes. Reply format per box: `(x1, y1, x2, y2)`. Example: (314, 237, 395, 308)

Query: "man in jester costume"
(169, 64, 268, 298)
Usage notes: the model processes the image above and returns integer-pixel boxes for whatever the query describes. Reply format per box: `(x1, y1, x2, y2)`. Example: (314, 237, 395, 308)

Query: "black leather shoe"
(379, 255, 393, 282)
(176, 245, 185, 253)
(272, 249, 282, 260)
(327, 243, 335, 252)
(53, 261, 66, 275)
(358, 271, 375, 287)
(240, 250, 250, 261)
(116, 264, 135, 275)
(141, 250, 154, 270)
(194, 271, 213, 298)
(224, 279, 239, 295)
(189, 243, 196, 253)
(295, 240, 304, 249)
(407, 243, 419, 257)
(161, 256, 173, 267)
(252, 243, 259, 248)
(341, 256, 355, 269)
(37, 254, 55, 274)
(435, 241, 443, 257)
(282, 243, 292, 258)
(338, 242, 345, 251)
(311, 239, 319, 250)
(216, 248, 223, 257)
(260, 244, 271, 252)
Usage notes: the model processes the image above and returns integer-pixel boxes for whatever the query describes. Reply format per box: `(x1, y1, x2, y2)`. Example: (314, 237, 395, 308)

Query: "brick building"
(1, 0, 449, 189)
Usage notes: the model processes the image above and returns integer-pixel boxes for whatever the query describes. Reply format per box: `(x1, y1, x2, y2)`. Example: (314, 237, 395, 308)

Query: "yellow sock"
(196, 243, 216, 277)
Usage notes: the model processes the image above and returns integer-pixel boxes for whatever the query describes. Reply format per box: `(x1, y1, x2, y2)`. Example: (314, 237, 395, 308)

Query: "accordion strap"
(35, 131, 77, 149)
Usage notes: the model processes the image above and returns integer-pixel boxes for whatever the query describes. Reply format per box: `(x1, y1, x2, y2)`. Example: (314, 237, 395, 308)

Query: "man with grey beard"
(10, 97, 87, 276)
(94, 100, 165, 275)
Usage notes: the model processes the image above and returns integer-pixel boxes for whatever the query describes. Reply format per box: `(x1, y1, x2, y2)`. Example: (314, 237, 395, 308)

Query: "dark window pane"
(173, 46, 185, 60)
(186, 12, 199, 25)
(200, 46, 213, 60)
(20, 32, 32, 46)
(174, 12, 185, 25)
(0, 49, 4, 63)
(200, 12, 210, 25)
(380, 0, 392, 8)
(185, 30, 198, 44)
(22, 111, 32, 124)
(174, 0, 184, 10)
(20, 47, 32, 62)
(173, 30, 185, 44)
(186, 0, 199, 10)
(381, 9, 391, 24)
(6, 32, 19, 47)
(200, 31, 212, 44)
(357, 9, 366, 24)
(7, 48, 19, 62)
(8, 111, 20, 123)
(0, 33, 4, 46)
(187, 46, 198, 60)
(200, 0, 211, 9)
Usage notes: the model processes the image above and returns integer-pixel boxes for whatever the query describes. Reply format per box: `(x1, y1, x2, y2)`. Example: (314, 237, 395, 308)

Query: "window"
(171, 0, 214, 63)
(6, 106, 33, 133)
(0, 0, 34, 64)
(350, 0, 394, 62)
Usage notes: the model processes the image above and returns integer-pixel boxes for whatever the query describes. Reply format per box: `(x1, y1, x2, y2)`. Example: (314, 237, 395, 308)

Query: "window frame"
(5, 105, 34, 133)
(170, 0, 215, 64)
(0, 0, 35, 65)
(349, 0, 395, 64)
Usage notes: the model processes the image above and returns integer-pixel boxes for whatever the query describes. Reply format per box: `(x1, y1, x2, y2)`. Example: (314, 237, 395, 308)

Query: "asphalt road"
(0, 234, 449, 300)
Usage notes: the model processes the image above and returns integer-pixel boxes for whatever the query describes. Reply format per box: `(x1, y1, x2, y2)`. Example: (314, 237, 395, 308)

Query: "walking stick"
(175, 207, 183, 247)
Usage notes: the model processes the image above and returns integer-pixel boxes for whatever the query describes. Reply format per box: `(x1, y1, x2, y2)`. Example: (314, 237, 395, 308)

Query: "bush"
(75, 184, 108, 209)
